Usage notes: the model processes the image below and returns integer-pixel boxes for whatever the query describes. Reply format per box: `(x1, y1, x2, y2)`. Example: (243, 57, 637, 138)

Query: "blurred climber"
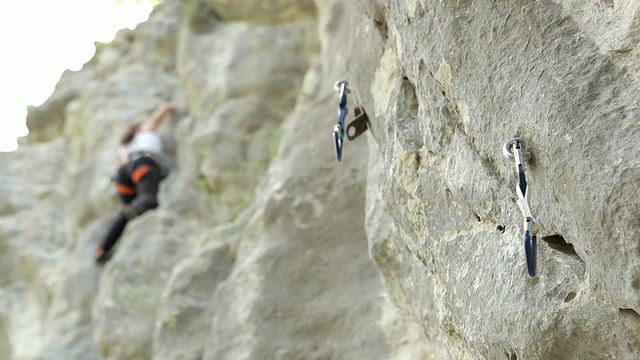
(94, 104, 175, 263)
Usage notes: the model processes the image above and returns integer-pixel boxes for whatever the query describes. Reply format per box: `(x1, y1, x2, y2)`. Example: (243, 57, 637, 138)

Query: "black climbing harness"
(332, 81, 369, 161)
(503, 139, 539, 277)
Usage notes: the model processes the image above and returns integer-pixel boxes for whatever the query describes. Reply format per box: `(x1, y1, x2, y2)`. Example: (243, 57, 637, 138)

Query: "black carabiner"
(514, 140, 527, 195)
(332, 81, 370, 161)
(332, 81, 348, 161)
(524, 217, 537, 277)
(332, 124, 343, 161)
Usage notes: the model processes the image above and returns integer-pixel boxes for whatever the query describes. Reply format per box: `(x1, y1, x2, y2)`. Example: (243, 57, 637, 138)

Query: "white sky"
(0, 0, 154, 152)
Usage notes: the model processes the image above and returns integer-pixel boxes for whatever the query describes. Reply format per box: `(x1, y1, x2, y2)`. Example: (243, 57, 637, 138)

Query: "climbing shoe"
(94, 247, 112, 264)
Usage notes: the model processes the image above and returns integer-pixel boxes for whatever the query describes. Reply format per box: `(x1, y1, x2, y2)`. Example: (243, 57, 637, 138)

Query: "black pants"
(99, 156, 163, 253)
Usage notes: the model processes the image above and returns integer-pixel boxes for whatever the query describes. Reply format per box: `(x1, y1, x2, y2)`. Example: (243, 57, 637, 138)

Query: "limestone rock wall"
(0, 0, 638, 359)
(355, 1, 640, 359)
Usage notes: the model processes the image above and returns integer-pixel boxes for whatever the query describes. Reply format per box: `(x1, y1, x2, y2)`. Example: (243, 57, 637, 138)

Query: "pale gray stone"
(1, 0, 638, 359)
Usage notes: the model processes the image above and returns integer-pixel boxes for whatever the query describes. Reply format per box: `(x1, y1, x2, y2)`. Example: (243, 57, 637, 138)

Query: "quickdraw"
(503, 138, 539, 277)
(332, 81, 369, 161)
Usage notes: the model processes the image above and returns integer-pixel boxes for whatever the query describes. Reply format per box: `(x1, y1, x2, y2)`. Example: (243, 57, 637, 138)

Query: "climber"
(94, 104, 175, 263)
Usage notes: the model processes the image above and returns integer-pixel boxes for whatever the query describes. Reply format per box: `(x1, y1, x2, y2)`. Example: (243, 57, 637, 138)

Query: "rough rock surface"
(0, 0, 638, 359)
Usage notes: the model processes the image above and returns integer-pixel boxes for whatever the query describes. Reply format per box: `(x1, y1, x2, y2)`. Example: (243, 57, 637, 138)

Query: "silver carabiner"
(503, 138, 531, 162)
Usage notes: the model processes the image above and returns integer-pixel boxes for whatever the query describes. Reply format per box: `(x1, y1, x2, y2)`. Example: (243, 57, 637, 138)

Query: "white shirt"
(126, 131, 162, 157)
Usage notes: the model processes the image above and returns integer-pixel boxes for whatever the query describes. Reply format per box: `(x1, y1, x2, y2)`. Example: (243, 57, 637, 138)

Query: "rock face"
(0, 0, 638, 359)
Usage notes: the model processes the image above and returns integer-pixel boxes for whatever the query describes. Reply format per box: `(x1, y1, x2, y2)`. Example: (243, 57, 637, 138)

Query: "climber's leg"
(95, 157, 162, 264)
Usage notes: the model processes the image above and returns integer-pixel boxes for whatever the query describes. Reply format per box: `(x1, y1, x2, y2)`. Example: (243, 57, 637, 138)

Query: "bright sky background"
(0, 0, 154, 152)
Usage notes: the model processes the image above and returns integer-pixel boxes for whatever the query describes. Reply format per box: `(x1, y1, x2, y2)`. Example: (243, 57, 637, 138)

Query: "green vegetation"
(117, 284, 163, 311)
(218, 219, 248, 238)
(193, 175, 212, 195)
(183, 0, 221, 33)
(262, 126, 284, 170)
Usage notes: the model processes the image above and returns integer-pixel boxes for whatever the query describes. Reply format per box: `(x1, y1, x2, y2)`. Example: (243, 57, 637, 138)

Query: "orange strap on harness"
(131, 164, 151, 184)
(116, 184, 136, 195)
